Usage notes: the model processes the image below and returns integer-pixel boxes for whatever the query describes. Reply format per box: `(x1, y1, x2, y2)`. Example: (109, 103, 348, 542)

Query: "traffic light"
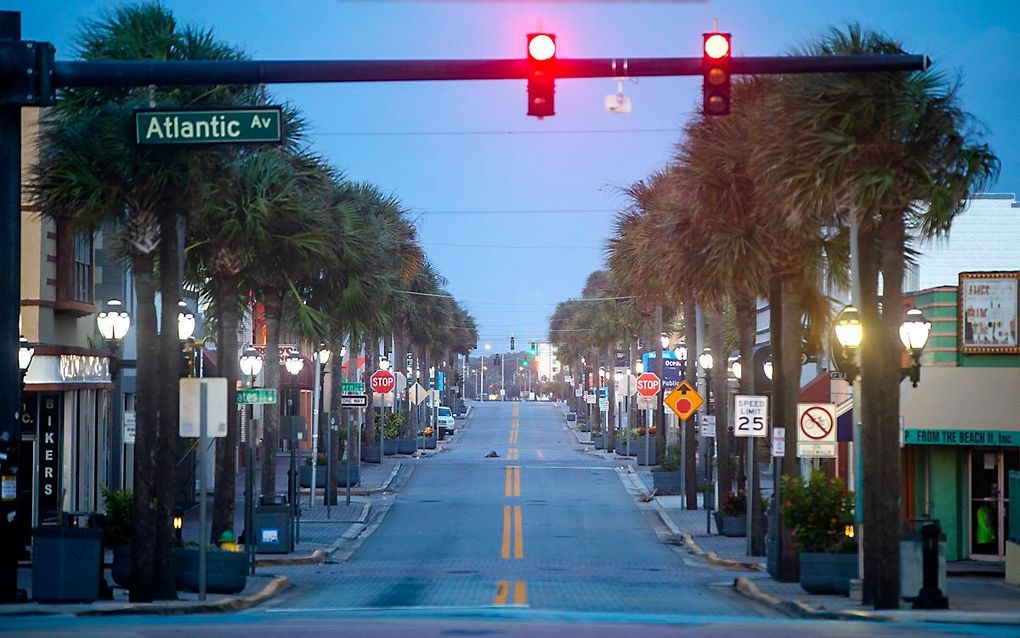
(510, 336, 516, 350)
(520, 358, 528, 369)
(529, 341, 537, 355)
(527, 32, 556, 118)
(702, 32, 731, 116)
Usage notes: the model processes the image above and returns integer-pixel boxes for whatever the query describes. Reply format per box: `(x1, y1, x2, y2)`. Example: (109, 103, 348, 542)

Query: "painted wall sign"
(37, 393, 62, 518)
(903, 429, 1020, 447)
(959, 271, 1019, 354)
(58, 354, 110, 383)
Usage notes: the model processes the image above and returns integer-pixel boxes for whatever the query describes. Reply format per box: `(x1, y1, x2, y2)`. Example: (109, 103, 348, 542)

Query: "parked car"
(437, 406, 455, 433)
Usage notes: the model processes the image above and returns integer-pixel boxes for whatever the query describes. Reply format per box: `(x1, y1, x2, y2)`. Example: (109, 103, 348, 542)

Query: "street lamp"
(378, 357, 390, 371)
(239, 346, 264, 384)
(18, 336, 34, 385)
(97, 299, 131, 343)
(833, 305, 863, 381)
(635, 360, 644, 374)
(660, 333, 670, 350)
(730, 357, 742, 382)
(899, 308, 931, 387)
(675, 343, 688, 378)
(284, 351, 304, 377)
(698, 347, 713, 372)
(763, 357, 774, 381)
(177, 301, 196, 342)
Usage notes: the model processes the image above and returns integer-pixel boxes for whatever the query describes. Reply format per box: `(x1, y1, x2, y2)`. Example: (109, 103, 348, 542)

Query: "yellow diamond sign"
(664, 380, 704, 421)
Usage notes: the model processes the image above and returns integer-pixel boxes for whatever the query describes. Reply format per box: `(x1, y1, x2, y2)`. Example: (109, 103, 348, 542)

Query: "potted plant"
(420, 425, 437, 449)
(651, 445, 683, 493)
(631, 426, 659, 466)
(715, 490, 748, 537)
(781, 470, 857, 595)
(394, 413, 417, 454)
(300, 453, 329, 488)
(382, 413, 401, 455)
(174, 539, 247, 594)
(615, 428, 636, 456)
(592, 424, 604, 449)
(103, 486, 134, 588)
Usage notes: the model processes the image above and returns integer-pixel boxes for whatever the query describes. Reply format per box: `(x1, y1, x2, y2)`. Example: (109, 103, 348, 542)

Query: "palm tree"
(764, 25, 999, 607)
(30, 3, 247, 601)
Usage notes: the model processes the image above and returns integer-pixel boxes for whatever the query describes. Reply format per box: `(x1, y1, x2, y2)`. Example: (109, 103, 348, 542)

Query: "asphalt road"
(3, 402, 1009, 636)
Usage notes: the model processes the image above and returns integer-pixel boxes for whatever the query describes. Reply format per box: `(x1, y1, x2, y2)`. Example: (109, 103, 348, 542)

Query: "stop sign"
(636, 372, 661, 398)
(370, 369, 395, 394)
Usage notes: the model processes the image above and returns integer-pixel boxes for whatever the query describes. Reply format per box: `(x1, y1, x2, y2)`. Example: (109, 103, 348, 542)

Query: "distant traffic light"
(529, 341, 537, 355)
(510, 336, 516, 350)
(527, 32, 556, 118)
(702, 32, 731, 116)
(520, 359, 528, 369)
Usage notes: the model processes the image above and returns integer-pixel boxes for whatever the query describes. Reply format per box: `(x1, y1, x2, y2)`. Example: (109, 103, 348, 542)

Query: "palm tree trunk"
(212, 277, 240, 543)
(683, 295, 699, 510)
(364, 330, 378, 451)
(736, 295, 764, 555)
(777, 272, 804, 582)
(326, 346, 343, 506)
(129, 253, 159, 603)
(654, 305, 667, 456)
(154, 211, 181, 600)
(260, 289, 284, 496)
(708, 310, 732, 498)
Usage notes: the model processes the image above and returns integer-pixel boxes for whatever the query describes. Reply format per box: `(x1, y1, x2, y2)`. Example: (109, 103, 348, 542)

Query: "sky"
(14, 0, 1020, 353)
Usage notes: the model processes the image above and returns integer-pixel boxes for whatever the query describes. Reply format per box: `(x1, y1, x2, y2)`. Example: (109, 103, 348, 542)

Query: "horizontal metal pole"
(52, 54, 929, 88)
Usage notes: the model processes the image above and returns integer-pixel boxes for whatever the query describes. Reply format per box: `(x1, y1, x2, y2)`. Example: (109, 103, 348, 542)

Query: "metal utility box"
(255, 494, 293, 554)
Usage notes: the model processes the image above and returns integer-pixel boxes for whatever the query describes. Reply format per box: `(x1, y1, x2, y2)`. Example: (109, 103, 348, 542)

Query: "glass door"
(970, 450, 1020, 559)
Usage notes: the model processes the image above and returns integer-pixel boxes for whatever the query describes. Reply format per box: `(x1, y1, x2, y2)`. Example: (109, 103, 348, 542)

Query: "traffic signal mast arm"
(51, 55, 928, 87)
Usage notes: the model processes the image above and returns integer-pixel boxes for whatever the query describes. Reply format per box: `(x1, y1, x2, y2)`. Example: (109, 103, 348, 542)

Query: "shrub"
(101, 485, 132, 547)
(780, 470, 856, 553)
(653, 444, 682, 472)
(720, 490, 747, 517)
(382, 412, 403, 439)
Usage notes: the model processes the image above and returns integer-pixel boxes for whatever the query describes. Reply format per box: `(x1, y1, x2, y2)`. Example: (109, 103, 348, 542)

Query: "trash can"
(901, 518, 946, 600)
(255, 494, 293, 554)
(31, 526, 103, 603)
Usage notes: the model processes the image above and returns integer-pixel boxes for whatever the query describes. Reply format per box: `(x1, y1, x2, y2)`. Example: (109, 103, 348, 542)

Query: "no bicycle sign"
(796, 402, 837, 458)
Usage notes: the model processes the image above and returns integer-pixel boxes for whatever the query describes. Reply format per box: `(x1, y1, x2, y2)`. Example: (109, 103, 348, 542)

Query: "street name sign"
(341, 382, 366, 395)
(235, 388, 277, 405)
(734, 395, 769, 437)
(370, 369, 396, 394)
(636, 372, 661, 398)
(340, 394, 368, 408)
(135, 107, 284, 145)
(180, 378, 228, 437)
(661, 358, 684, 390)
(796, 402, 837, 458)
(664, 380, 703, 421)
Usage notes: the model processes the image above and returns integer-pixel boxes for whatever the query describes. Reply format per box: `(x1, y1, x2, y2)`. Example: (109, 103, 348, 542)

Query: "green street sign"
(235, 388, 277, 405)
(135, 107, 283, 146)
(341, 382, 366, 395)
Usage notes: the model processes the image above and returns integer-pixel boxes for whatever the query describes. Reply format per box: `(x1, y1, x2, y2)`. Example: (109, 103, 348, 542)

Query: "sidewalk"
(630, 471, 1020, 625)
(5, 436, 421, 616)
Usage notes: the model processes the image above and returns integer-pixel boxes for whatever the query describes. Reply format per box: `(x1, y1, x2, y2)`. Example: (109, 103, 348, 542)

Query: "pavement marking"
(494, 579, 509, 605)
(514, 504, 524, 559)
(506, 448, 519, 460)
(501, 504, 512, 559)
(513, 465, 521, 497)
(504, 466, 513, 497)
(513, 579, 528, 605)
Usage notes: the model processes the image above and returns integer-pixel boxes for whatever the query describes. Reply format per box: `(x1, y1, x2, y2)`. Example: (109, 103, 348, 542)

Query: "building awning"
(901, 366, 1020, 441)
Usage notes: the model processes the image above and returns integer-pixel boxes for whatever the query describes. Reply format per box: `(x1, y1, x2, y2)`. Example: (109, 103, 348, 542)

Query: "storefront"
(20, 349, 113, 527)
(901, 366, 1020, 561)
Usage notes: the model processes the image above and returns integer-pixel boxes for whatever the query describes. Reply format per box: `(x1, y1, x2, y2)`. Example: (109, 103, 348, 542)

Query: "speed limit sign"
(734, 395, 768, 437)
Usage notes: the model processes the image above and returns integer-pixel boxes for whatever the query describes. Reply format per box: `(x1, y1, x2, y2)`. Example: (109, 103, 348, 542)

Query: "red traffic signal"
(702, 32, 731, 116)
(527, 32, 556, 118)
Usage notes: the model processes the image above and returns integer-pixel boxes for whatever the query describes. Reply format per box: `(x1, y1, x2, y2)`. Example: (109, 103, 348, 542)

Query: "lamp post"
(483, 343, 491, 401)
(238, 346, 262, 574)
(97, 299, 131, 490)
(698, 347, 714, 527)
(177, 301, 197, 377)
(899, 308, 931, 387)
(284, 351, 303, 545)
(310, 344, 330, 508)
(18, 336, 33, 388)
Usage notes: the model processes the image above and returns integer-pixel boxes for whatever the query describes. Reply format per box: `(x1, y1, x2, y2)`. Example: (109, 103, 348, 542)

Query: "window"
(56, 220, 94, 309)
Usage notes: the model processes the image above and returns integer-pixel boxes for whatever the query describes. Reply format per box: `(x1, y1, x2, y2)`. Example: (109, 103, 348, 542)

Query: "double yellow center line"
(495, 402, 527, 606)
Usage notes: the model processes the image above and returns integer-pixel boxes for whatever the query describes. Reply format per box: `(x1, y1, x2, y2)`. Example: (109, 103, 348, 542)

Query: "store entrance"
(970, 449, 1019, 559)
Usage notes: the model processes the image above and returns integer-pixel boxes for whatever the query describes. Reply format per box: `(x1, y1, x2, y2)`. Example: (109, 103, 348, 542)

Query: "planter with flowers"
(631, 426, 659, 466)
(382, 413, 402, 455)
(715, 490, 749, 537)
(781, 470, 857, 595)
(420, 426, 437, 449)
(103, 486, 135, 588)
(651, 445, 683, 493)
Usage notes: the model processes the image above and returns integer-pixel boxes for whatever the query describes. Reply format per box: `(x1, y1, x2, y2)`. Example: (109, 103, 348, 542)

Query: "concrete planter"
(383, 439, 399, 455)
(714, 513, 747, 537)
(592, 434, 604, 449)
(652, 470, 682, 494)
(174, 548, 247, 594)
(31, 527, 103, 603)
(336, 462, 360, 487)
(421, 436, 437, 450)
(361, 446, 382, 464)
(111, 543, 132, 588)
(799, 552, 858, 595)
(632, 438, 659, 466)
(397, 438, 417, 454)
(299, 464, 326, 488)
(615, 438, 635, 456)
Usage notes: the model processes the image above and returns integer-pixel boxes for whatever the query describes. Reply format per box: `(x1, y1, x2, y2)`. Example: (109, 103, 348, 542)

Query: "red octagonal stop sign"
(370, 369, 395, 394)
(636, 372, 661, 398)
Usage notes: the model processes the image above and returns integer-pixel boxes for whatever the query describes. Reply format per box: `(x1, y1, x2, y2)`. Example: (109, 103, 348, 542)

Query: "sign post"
(796, 403, 837, 458)
(735, 395, 769, 552)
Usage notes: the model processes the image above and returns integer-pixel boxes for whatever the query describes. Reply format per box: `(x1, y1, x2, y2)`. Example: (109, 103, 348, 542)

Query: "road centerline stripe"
(514, 504, 524, 559)
(494, 579, 509, 605)
(513, 579, 527, 605)
(513, 466, 521, 497)
(504, 466, 512, 497)
(501, 505, 511, 559)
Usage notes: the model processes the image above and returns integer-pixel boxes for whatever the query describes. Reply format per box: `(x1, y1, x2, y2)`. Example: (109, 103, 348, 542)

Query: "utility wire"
(414, 208, 616, 216)
(312, 128, 676, 137)
(396, 289, 635, 303)
(423, 241, 602, 250)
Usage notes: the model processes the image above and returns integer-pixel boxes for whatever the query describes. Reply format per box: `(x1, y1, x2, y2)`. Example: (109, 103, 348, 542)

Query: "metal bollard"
(913, 521, 948, 609)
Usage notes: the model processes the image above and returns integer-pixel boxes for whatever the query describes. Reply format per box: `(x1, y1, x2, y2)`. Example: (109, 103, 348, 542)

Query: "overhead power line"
(414, 208, 616, 216)
(423, 241, 601, 250)
(396, 290, 635, 304)
(312, 128, 676, 137)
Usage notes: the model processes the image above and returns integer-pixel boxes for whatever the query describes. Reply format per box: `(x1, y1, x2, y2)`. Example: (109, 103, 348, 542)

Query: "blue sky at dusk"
(15, 1, 1019, 351)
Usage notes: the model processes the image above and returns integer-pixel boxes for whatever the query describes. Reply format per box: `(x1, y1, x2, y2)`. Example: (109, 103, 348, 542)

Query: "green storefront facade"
(901, 284, 1020, 562)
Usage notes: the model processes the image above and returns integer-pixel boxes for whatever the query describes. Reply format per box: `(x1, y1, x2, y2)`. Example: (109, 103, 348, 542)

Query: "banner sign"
(959, 271, 1019, 353)
(37, 393, 62, 518)
(904, 429, 1020, 447)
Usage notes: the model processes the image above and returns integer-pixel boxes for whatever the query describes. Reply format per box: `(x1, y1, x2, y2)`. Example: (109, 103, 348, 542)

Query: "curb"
(256, 548, 326, 567)
(733, 577, 883, 621)
(345, 461, 403, 496)
(73, 575, 290, 617)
